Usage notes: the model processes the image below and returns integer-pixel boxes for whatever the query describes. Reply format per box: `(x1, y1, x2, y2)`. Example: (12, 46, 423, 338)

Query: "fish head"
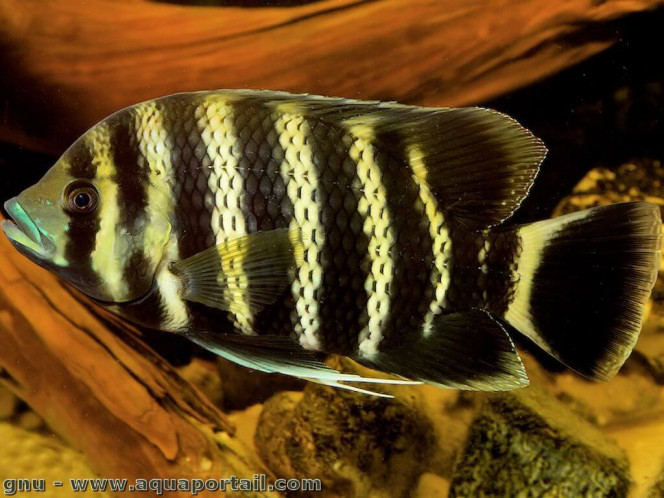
(2, 116, 173, 303)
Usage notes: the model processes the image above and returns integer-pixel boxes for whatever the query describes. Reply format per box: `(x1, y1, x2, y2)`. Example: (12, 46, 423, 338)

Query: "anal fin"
(357, 310, 529, 391)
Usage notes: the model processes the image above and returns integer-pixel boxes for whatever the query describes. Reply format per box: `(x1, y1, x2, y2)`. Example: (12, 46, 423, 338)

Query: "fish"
(2, 89, 661, 396)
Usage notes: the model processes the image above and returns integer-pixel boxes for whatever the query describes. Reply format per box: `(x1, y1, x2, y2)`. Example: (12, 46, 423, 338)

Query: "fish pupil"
(74, 192, 91, 209)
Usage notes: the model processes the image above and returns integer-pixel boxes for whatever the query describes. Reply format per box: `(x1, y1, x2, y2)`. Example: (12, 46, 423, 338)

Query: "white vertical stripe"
(156, 238, 191, 331)
(407, 146, 452, 336)
(134, 102, 189, 330)
(88, 123, 130, 301)
(275, 110, 324, 351)
(478, 233, 490, 303)
(134, 102, 174, 263)
(200, 97, 253, 333)
(504, 210, 588, 347)
(350, 132, 395, 356)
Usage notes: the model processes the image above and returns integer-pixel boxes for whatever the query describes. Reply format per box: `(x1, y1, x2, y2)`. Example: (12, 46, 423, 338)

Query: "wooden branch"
(0, 219, 278, 496)
(1, 0, 662, 154)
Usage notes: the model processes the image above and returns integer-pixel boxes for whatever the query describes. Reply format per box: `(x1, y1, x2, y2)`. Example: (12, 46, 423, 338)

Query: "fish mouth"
(1, 197, 55, 259)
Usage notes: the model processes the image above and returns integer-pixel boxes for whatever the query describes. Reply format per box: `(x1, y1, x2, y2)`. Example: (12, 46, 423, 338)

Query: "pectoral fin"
(171, 229, 303, 322)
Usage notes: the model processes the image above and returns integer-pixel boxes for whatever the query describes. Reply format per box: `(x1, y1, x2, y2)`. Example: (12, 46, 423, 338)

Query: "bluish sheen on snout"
(2, 197, 55, 260)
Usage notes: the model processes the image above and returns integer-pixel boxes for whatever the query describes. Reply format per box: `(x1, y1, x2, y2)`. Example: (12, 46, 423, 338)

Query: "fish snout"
(2, 197, 55, 258)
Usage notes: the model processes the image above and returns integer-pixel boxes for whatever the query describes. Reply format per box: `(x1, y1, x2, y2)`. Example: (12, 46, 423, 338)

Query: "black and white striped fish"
(3, 90, 661, 395)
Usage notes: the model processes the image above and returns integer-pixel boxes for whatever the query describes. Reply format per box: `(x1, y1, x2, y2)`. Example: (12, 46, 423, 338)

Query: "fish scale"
(231, 101, 296, 338)
(369, 134, 435, 350)
(128, 94, 523, 351)
(163, 95, 443, 354)
(309, 120, 369, 353)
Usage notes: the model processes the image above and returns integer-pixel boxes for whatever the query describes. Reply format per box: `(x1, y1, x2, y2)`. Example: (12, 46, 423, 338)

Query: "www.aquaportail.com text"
(2, 475, 323, 495)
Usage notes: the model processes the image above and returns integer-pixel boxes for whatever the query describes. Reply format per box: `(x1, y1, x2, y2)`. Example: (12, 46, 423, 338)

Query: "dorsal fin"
(201, 89, 546, 229)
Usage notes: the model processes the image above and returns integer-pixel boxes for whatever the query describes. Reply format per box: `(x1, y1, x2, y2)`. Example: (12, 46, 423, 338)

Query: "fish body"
(3, 90, 661, 393)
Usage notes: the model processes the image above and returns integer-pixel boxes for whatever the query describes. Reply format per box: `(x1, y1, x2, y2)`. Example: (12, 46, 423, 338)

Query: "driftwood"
(0, 222, 278, 497)
(0, 0, 662, 154)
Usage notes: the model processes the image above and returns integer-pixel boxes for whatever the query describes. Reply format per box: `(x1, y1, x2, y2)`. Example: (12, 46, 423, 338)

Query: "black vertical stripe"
(162, 94, 215, 259)
(308, 119, 370, 354)
(232, 101, 291, 232)
(443, 227, 522, 315)
(64, 214, 100, 273)
(67, 138, 97, 180)
(108, 112, 151, 298)
(64, 136, 100, 278)
(371, 131, 435, 350)
(230, 99, 297, 338)
(446, 224, 483, 311)
(483, 230, 522, 316)
(110, 113, 148, 226)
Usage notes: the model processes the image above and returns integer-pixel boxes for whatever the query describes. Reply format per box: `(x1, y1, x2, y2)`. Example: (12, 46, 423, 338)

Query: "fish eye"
(64, 181, 99, 215)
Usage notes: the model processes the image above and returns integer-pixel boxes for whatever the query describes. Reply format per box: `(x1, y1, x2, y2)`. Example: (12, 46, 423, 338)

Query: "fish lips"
(2, 197, 56, 261)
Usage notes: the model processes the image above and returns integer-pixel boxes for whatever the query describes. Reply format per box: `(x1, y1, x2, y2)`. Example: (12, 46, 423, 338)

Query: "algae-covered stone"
(254, 365, 437, 498)
(0, 422, 109, 497)
(553, 159, 664, 216)
(449, 386, 630, 497)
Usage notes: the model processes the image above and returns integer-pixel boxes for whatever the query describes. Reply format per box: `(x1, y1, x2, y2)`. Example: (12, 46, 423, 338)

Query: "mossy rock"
(449, 386, 630, 497)
(254, 358, 440, 498)
(255, 385, 435, 497)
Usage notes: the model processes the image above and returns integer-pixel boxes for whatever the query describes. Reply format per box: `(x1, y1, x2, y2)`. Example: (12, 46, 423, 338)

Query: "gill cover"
(3, 115, 174, 304)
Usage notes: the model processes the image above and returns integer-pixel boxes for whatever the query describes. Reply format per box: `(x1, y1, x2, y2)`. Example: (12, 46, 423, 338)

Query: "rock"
(0, 422, 109, 497)
(550, 369, 664, 427)
(553, 159, 664, 217)
(606, 415, 664, 498)
(177, 354, 305, 412)
(449, 386, 630, 497)
(254, 360, 437, 498)
(216, 357, 304, 411)
(0, 384, 17, 420)
(17, 411, 45, 432)
(412, 473, 450, 498)
(176, 357, 224, 407)
(632, 333, 664, 384)
(228, 403, 264, 454)
(649, 466, 664, 498)
(254, 356, 632, 497)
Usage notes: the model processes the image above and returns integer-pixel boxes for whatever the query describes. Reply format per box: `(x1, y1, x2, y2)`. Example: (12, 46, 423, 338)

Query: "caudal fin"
(502, 202, 661, 381)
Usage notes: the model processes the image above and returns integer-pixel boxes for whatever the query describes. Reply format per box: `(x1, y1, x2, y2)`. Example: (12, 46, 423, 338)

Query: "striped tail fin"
(502, 202, 662, 381)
